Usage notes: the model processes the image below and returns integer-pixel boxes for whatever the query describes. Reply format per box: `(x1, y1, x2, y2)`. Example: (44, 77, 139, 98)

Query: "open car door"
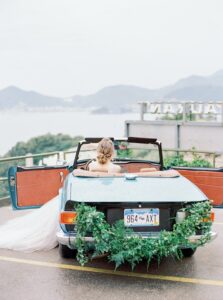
(8, 166, 69, 210)
(174, 167, 223, 207)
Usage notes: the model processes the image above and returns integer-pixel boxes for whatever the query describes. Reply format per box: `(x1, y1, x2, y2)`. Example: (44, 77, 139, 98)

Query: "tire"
(59, 243, 77, 259)
(181, 248, 196, 257)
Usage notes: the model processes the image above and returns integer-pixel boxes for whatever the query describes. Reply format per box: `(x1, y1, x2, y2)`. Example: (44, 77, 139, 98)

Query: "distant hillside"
(163, 69, 223, 100)
(1, 69, 223, 112)
(165, 86, 223, 100)
(70, 85, 159, 112)
(0, 86, 67, 110)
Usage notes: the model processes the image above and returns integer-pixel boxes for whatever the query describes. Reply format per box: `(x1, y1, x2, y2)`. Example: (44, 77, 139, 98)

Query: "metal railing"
(0, 150, 77, 163)
(0, 177, 9, 202)
(162, 148, 219, 167)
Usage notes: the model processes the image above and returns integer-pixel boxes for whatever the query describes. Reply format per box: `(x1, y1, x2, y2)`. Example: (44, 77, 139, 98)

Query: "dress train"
(0, 196, 59, 252)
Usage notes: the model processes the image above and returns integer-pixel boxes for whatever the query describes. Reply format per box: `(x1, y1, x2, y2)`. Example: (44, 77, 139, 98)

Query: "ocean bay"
(0, 111, 138, 155)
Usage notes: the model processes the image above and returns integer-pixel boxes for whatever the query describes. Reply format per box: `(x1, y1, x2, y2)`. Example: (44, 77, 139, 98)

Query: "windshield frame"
(72, 137, 164, 170)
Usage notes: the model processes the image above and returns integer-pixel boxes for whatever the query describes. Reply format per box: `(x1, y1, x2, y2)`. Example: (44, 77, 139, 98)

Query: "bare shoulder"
(109, 163, 121, 173)
(88, 161, 98, 171)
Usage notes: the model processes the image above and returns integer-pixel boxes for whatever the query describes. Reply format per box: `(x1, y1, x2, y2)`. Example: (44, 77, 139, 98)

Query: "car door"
(8, 165, 69, 209)
(174, 166, 223, 207)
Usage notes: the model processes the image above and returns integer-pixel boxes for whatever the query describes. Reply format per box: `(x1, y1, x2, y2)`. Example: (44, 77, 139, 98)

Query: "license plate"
(124, 208, 159, 227)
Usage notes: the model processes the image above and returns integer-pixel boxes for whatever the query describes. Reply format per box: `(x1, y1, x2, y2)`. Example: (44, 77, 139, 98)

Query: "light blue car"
(55, 137, 217, 258)
(8, 137, 217, 259)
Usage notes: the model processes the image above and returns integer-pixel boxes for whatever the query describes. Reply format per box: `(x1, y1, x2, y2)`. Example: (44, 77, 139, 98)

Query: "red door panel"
(9, 166, 69, 209)
(177, 169, 223, 206)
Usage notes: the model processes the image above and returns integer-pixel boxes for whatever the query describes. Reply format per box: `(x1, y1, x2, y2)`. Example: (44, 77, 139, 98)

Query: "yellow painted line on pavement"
(0, 255, 223, 287)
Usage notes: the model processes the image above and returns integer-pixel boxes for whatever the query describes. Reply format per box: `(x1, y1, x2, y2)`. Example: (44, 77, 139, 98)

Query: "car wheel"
(59, 243, 77, 259)
(181, 248, 196, 257)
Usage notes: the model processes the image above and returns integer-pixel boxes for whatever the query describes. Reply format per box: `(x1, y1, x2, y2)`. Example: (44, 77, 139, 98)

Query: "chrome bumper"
(187, 231, 217, 243)
(56, 230, 217, 249)
(56, 230, 93, 249)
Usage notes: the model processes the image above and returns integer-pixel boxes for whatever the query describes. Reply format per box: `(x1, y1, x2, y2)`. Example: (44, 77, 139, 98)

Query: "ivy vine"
(74, 201, 212, 269)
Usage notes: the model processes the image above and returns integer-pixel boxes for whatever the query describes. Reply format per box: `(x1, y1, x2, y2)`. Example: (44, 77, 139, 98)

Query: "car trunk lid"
(68, 174, 207, 203)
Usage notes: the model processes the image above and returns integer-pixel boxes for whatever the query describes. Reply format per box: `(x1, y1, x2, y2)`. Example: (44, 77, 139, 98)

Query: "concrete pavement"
(0, 206, 222, 300)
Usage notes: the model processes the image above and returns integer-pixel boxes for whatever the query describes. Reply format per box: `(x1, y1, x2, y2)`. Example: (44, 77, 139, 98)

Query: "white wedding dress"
(0, 196, 59, 252)
(0, 161, 119, 252)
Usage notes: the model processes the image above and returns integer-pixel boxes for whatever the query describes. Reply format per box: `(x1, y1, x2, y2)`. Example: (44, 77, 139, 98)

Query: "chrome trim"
(56, 230, 217, 249)
(187, 231, 217, 243)
(56, 230, 94, 248)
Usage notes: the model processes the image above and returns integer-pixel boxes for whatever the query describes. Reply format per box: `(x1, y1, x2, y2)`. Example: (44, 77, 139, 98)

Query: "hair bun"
(96, 138, 114, 165)
(97, 153, 108, 164)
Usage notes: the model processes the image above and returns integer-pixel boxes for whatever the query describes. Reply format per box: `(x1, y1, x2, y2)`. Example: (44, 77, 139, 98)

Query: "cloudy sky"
(0, 0, 223, 96)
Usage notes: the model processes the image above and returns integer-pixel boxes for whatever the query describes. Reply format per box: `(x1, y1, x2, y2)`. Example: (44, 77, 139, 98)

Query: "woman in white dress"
(88, 138, 121, 173)
(0, 138, 120, 252)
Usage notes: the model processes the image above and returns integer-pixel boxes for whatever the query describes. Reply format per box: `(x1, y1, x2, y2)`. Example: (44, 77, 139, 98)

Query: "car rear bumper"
(56, 230, 217, 249)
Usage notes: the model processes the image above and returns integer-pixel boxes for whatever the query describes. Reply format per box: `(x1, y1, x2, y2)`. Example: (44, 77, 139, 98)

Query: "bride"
(0, 138, 120, 252)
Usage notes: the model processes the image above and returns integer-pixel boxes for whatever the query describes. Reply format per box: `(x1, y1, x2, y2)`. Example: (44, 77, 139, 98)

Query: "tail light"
(203, 210, 215, 223)
(60, 211, 77, 224)
(211, 211, 215, 222)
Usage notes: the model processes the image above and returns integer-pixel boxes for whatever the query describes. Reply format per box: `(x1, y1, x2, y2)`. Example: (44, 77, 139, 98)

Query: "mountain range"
(1, 69, 223, 113)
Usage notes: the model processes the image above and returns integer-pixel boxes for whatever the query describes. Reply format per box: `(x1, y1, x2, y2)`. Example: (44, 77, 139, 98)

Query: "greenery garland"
(74, 201, 212, 269)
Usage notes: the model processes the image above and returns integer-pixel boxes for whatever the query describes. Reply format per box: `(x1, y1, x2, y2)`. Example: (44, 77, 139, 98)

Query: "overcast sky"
(0, 0, 223, 97)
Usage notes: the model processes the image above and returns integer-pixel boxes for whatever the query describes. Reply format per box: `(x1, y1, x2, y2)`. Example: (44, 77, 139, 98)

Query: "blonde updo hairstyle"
(97, 138, 114, 164)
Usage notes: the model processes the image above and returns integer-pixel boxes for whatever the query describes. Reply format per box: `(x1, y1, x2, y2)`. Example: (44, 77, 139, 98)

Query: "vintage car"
(8, 137, 217, 259)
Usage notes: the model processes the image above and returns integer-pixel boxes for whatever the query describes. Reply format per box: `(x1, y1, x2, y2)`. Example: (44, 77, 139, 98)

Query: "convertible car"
(8, 137, 217, 259)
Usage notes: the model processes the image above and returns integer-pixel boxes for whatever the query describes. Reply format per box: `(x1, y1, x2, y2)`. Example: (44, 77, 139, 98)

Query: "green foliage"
(164, 151, 212, 168)
(7, 133, 82, 158)
(161, 113, 183, 121)
(164, 153, 188, 167)
(160, 113, 197, 121)
(74, 201, 212, 269)
(0, 134, 83, 197)
(116, 143, 133, 159)
(189, 149, 212, 168)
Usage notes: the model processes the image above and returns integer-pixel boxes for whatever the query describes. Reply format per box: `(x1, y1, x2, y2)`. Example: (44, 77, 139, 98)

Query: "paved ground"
(0, 206, 222, 300)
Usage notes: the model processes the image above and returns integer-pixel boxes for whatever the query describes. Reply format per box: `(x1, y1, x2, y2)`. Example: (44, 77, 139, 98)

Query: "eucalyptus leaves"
(74, 201, 212, 269)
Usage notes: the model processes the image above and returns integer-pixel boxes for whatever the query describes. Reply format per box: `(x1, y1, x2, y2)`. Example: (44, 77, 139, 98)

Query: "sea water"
(0, 111, 139, 155)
